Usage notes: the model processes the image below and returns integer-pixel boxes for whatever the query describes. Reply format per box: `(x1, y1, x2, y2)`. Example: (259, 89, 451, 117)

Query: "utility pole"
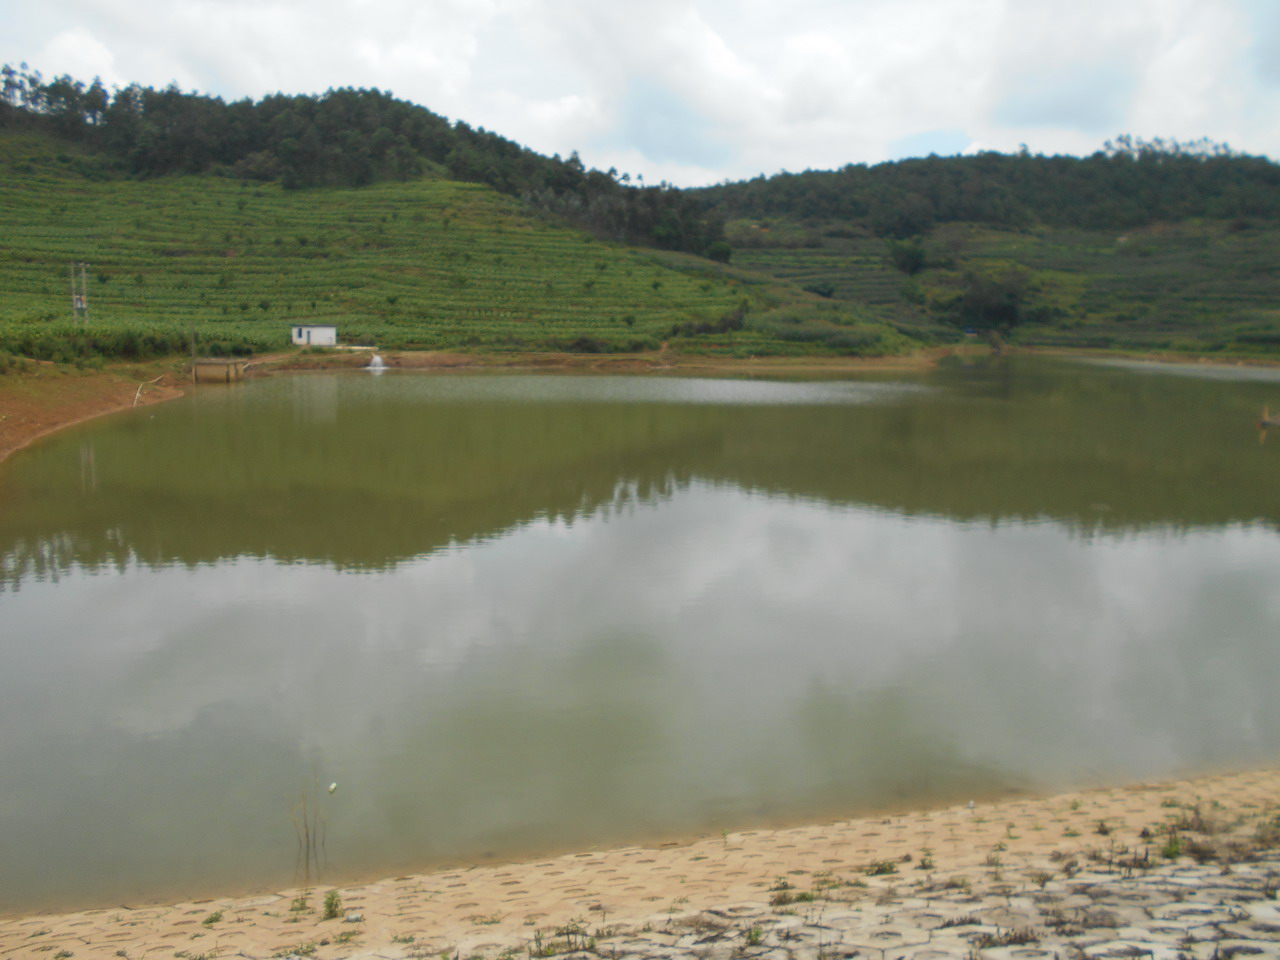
(69, 261, 89, 322)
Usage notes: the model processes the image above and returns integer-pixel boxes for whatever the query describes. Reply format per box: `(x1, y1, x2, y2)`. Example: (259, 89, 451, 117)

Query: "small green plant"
(865, 860, 897, 876)
(391, 933, 416, 943)
(201, 911, 222, 927)
(812, 872, 847, 891)
(529, 920, 593, 958)
(530, 929, 547, 957)
(745, 926, 763, 946)
(290, 894, 310, 913)
(973, 928, 1038, 948)
(1162, 832, 1184, 859)
(769, 876, 795, 905)
(1170, 804, 1212, 834)
(322, 890, 341, 920)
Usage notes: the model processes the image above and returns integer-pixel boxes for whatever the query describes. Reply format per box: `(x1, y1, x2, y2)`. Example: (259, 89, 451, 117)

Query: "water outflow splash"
(368, 354, 386, 373)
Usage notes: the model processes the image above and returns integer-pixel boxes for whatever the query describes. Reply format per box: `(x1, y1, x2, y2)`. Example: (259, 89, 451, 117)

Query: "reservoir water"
(2, 357, 1280, 914)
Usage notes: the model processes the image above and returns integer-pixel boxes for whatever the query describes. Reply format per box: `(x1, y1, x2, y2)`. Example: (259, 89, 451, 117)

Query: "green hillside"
(0, 132, 908, 362)
(723, 217, 1280, 355)
(4, 60, 1278, 364)
(701, 140, 1280, 356)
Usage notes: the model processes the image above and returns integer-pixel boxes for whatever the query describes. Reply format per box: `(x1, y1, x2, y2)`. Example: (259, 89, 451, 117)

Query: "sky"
(4, 0, 1278, 187)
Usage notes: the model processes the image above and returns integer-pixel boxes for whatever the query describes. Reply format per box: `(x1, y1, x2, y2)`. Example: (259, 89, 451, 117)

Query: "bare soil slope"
(0, 364, 185, 464)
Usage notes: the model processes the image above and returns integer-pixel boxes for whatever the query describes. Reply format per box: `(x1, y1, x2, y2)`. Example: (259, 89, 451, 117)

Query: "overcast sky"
(5, 0, 1278, 186)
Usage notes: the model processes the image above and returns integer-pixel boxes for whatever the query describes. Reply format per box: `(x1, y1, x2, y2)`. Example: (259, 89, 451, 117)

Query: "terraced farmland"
(726, 217, 1280, 355)
(4, 134, 900, 361)
(729, 240, 933, 330)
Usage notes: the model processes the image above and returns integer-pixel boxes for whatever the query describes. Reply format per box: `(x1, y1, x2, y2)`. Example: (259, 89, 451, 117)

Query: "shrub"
(323, 890, 342, 920)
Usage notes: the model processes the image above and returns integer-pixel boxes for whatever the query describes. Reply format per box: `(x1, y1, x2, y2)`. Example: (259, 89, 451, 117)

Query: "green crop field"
(965, 223, 1280, 352)
(0, 133, 910, 364)
(9, 126, 1265, 366)
(725, 217, 1280, 356)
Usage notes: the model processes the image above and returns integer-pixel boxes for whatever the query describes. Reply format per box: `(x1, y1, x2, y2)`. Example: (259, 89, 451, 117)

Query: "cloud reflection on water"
(3, 482, 1279, 911)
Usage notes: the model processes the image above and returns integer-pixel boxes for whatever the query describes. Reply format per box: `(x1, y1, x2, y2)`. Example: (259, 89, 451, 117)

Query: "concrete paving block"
(1149, 903, 1238, 924)
(840, 924, 934, 952)
(884, 948, 971, 960)
(976, 946, 1060, 960)
(1212, 939, 1280, 959)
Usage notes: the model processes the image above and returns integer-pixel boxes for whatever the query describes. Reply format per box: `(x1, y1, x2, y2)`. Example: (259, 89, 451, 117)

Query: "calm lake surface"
(3, 357, 1280, 914)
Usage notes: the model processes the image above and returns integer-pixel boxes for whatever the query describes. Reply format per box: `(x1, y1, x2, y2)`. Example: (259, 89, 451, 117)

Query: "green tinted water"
(2, 358, 1279, 913)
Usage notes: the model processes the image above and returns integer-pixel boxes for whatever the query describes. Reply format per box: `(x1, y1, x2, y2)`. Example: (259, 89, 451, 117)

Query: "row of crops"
(0, 138, 911, 362)
(728, 217, 1280, 354)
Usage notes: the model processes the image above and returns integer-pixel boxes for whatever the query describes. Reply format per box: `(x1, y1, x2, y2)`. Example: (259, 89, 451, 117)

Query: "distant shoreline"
(3, 343, 1275, 468)
(0, 347, 951, 466)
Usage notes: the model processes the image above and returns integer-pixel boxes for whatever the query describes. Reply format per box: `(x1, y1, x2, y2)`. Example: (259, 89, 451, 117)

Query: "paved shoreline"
(4, 767, 1279, 960)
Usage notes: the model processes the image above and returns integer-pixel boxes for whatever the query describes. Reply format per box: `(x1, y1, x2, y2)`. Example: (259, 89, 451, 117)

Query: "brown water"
(2, 357, 1280, 914)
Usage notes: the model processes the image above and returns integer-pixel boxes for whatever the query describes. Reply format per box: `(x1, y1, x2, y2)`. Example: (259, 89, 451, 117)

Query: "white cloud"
(36, 29, 122, 87)
(1, 0, 1276, 186)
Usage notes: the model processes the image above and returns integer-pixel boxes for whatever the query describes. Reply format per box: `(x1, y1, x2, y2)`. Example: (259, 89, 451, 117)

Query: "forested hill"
(0, 65, 727, 260)
(693, 137, 1280, 237)
(7, 63, 1280, 250)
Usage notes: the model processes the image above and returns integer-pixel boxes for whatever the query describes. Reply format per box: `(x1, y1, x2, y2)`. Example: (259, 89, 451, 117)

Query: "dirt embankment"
(273, 347, 955, 375)
(0, 362, 187, 465)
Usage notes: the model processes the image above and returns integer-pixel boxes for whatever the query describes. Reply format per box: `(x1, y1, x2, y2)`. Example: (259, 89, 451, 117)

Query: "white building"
(291, 324, 338, 347)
